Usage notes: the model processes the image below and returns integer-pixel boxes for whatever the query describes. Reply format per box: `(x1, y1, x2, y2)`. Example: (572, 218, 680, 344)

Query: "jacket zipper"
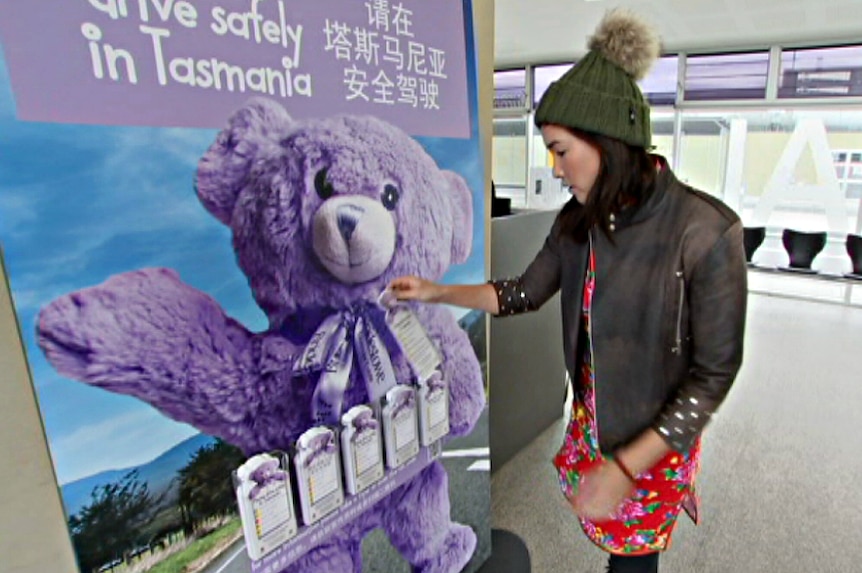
(672, 270, 684, 354)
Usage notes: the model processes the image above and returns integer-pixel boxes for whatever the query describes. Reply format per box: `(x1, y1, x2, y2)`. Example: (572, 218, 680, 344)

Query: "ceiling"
(494, 0, 862, 68)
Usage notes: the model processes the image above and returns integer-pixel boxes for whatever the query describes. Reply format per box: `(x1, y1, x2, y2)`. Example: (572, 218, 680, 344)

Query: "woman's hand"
(387, 278, 499, 314)
(388, 276, 443, 303)
(571, 460, 634, 521)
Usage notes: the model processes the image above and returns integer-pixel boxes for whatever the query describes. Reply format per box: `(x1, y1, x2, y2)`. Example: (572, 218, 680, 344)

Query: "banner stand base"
(477, 528, 531, 573)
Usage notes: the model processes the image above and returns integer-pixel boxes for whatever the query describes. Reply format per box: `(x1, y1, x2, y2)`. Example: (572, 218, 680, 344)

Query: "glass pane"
(779, 45, 862, 98)
(677, 113, 725, 197)
(650, 110, 675, 160)
(533, 63, 574, 107)
(494, 69, 527, 110)
(533, 57, 677, 107)
(639, 56, 678, 106)
(683, 52, 769, 101)
(679, 108, 862, 303)
(492, 117, 528, 195)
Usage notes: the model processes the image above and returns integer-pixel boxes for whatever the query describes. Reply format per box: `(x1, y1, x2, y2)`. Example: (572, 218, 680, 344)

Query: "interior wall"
(0, 256, 78, 573)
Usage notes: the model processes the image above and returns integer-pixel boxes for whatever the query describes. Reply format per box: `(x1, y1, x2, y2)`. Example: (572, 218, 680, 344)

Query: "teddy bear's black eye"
(315, 168, 335, 200)
(381, 184, 400, 211)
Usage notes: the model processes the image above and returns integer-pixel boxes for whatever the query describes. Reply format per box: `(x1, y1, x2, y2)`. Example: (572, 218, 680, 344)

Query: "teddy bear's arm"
(36, 268, 261, 438)
(413, 305, 486, 437)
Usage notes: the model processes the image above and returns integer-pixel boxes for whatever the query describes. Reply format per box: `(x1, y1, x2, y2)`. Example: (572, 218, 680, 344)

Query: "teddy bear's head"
(196, 98, 473, 326)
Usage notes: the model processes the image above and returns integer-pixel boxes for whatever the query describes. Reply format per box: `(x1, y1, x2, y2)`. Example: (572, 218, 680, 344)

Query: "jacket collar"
(611, 155, 676, 231)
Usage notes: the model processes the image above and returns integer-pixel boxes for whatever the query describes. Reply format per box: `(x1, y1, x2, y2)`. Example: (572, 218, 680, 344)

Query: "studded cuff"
(489, 277, 536, 316)
(653, 393, 714, 453)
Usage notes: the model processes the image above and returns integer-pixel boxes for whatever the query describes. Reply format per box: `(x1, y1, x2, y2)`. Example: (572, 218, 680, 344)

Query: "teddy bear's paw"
(415, 523, 477, 573)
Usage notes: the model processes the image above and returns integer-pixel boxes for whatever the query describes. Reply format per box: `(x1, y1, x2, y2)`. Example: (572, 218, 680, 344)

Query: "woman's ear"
(196, 98, 294, 225)
(442, 170, 473, 265)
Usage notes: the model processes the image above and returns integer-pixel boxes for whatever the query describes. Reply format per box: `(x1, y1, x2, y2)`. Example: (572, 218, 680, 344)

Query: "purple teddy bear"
(37, 98, 485, 573)
(248, 457, 287, 501)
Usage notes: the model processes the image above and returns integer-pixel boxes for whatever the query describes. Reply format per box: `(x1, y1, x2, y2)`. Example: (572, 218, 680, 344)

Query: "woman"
(389, 9, 747, 573)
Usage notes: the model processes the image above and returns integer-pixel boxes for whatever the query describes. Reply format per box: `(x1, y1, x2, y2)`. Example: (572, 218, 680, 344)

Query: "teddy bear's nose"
(337, 204, 365, 242)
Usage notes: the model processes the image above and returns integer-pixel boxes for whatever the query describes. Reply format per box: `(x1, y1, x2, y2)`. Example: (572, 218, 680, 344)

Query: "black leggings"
(607, 552, 660, 573)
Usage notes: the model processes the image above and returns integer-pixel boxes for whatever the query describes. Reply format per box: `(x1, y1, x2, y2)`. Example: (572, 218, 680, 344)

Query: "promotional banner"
(0, 1, 489, 572)
(0, 0, 468, 137)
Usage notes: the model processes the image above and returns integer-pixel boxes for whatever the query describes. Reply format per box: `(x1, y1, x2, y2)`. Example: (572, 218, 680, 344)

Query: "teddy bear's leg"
(282, 537, 362, 573)
(381, 461, 477, 573)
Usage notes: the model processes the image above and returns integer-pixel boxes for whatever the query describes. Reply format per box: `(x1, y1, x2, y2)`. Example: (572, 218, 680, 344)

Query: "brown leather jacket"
(492, 164, 747, 453)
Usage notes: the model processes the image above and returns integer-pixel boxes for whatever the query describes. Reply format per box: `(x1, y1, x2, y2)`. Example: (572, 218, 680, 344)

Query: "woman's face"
(541, 124, 601, 205)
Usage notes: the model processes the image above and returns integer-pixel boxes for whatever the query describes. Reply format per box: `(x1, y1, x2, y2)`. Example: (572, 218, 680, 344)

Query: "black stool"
(779, 229, 827, 274)
(477, 529, 531, 573)
(743, 226, 766, 264)
(846, 234, 862, 279)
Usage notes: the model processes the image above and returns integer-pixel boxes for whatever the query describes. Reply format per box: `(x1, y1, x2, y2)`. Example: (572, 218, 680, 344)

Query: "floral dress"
(552, 246, 702, 555)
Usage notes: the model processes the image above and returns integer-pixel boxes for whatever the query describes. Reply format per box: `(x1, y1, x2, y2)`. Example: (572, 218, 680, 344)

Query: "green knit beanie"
(535, 9, 661, 149)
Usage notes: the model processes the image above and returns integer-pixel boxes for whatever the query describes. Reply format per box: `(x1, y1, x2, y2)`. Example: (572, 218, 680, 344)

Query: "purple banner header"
(0, 0, 469, 138)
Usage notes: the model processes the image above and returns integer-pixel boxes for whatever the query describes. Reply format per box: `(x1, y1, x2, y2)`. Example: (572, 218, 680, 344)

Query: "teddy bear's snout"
(312, 195, 397, 284)
(336, 204, 365, 242)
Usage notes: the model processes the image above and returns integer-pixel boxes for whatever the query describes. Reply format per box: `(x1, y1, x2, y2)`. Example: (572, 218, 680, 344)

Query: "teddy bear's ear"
(196, 98, 293, 225)
(443, 170, 473, 264)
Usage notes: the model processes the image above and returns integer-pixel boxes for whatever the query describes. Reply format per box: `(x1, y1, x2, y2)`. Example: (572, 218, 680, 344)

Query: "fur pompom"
(588, 8, 661, 80)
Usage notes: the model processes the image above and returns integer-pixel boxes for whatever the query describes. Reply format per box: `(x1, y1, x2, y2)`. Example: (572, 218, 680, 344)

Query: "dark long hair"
(555, 129, 658, 243)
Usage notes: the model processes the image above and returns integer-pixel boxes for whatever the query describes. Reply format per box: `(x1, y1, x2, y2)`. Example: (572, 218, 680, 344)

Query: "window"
(649, 111, 675, 160)
(729, 109, 862, 232)
(492, 117, 528, 190)
(533, 63, 574, 107)
(494, 69, 528, 110)
(833, 149, 862, 198)
(676, 113, 726, 197)
(683, 52, 770, 101)
(639, 56, 678, 106)
(534, 57, 677, 107)
(779, 45, 862, 98)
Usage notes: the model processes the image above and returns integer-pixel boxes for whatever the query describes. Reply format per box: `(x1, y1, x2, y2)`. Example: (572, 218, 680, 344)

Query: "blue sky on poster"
(0, 24, 484, 485)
